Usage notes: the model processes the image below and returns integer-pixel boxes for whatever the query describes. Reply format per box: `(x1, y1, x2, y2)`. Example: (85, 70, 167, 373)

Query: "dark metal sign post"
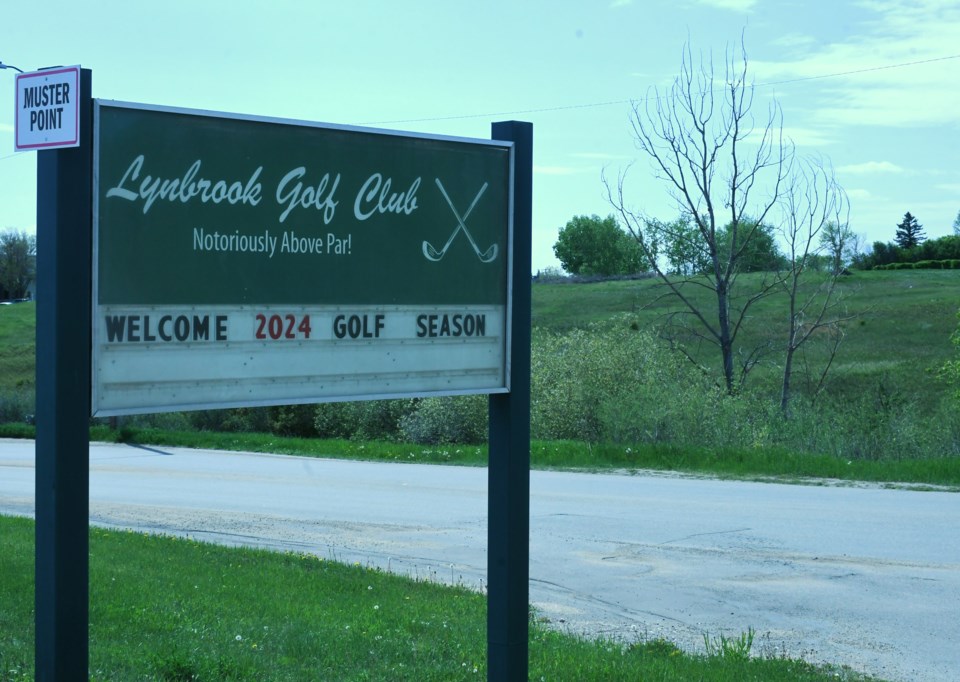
(488, 120, 533, 681)
(34, 67, 93, 680)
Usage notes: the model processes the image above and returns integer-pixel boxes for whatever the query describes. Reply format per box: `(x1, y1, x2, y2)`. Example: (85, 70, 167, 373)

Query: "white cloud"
(837, 161, 905, 174)
(780, 126, 838, 147)
(609, 0, 633, 7)
(771, 33, 817, 50)
(695, 0, 758, 11)
(535, 165, 589, 176)
(0, 123, 13, 133)
(846, 189, 873, 201)
(569, 152, 632, 161)
(752, 0, 960, 128)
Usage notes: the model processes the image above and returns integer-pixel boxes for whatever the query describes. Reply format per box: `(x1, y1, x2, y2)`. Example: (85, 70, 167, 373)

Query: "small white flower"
(235, 634, 242, 641)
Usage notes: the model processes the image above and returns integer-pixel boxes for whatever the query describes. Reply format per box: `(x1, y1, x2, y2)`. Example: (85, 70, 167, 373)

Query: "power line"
(0, 151, 31, 163)
(758, 53, 960, 88)
(363, 53, 960, 125)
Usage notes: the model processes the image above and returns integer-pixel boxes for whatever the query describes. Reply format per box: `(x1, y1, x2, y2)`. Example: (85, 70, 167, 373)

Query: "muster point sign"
(15, 66, 81, 151)
(92, 101, 513, 416)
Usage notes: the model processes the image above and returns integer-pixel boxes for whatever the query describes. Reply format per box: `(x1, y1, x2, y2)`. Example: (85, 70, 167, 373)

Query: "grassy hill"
(0, 302, 36, 421)
(534, 269, 960, 410)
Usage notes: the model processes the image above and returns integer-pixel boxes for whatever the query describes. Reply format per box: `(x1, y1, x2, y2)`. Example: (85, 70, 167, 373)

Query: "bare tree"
(605, 41, 792, 393)
(778, 157, 853, 415)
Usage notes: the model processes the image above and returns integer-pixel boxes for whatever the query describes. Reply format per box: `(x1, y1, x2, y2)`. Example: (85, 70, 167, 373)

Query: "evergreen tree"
(894, 212, 925, 249)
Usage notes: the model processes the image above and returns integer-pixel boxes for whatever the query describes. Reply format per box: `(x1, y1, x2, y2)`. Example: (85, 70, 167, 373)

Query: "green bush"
(313, 399, 414, 441)
(0, 388, 34, 424)
(188, 407, 272, 433)
(399, 395, 488, 444)
(268, 404, 318, 438)
(530, 317, 716, 443)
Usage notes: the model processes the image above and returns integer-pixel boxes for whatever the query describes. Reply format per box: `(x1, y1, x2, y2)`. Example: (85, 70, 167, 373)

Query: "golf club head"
(423, 240, 445, 261)
(478, 244, 499, 263)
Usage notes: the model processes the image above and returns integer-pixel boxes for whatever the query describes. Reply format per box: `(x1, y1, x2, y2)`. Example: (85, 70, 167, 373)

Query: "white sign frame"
(15, 66, 81, 151)
(92, 101, 514, 416)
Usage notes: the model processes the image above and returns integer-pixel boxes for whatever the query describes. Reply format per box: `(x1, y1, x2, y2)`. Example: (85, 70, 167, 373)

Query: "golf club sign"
(93, 102, 513, 415)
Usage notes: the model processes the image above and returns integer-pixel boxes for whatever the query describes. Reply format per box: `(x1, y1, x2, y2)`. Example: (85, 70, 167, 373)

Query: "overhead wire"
(0, 52, 957, 157)
(361, 53, 960, 125)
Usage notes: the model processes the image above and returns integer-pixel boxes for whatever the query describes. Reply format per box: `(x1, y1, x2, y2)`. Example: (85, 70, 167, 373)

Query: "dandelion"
(235, 634, 242, 641)
(374, 604, 380, 610)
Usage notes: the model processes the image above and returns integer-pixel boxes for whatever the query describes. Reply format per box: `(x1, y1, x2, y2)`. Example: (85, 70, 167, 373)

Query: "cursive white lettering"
(354, 173, 420, 221)
(104, 155, 263, 215)
(276, 166, 340, 224)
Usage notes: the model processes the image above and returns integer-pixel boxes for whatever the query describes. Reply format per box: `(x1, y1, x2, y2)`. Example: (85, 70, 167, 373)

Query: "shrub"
(399, 395, 488, 444)
(531, 317, 718, 443)
(188, 407, 273, 433)
(313, 399, 414, 441)
(0, 388, 34, 424)
(268, 404, 319, 438)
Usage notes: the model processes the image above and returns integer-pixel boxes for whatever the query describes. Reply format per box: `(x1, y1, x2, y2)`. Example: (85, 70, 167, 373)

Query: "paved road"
(2, 439, 959, 681)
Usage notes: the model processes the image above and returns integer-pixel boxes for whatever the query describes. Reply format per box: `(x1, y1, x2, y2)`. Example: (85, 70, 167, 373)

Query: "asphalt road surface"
(2, 439, 958, 681)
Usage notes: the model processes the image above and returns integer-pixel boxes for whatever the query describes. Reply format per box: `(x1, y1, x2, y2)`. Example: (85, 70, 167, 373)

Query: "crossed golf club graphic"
(422, 178, 498, 263)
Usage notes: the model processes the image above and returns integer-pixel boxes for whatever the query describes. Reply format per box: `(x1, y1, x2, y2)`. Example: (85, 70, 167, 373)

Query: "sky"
(1, 0, 958, 274)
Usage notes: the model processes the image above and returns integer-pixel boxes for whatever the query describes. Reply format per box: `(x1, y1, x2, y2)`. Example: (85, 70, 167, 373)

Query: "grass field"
(533, 269, 960, 408)
(0, 301, 35, 399)
(0, 516, 880, 681)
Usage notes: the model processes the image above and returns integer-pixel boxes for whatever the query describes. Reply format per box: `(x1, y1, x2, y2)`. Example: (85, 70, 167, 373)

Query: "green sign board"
(92, 101, 513, 415)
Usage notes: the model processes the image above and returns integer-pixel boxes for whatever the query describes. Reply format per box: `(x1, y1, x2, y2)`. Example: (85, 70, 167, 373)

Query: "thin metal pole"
(488, 120, 533, 682)
(34, 67, 93, 681)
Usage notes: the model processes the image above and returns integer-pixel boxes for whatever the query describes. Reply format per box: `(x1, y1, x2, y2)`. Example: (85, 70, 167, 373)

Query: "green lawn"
(0, 516, 880, 682)
(0, 301, 35, 394)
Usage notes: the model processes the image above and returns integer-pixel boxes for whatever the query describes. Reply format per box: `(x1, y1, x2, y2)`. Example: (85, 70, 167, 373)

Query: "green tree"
(0, 230, 36, 300)
(894, 212, 925, 249)
(716, 218, 786, 273)
(819, 220, 856, 275)
(952, 210, 960, 236)
(647, 214, 710, 276)
(553, 214, 646, 276)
